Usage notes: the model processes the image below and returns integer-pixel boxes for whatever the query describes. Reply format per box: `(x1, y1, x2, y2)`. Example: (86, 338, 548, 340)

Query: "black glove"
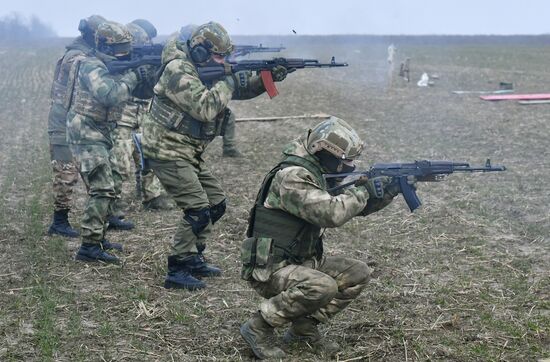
(355, 176, 391, 199)
(271, 65, 288, 82)
(133, 65, 157, 86)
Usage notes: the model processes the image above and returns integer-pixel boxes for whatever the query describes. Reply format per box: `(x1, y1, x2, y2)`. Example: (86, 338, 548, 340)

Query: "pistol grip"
(260, 70, 279, 98)
(399, 176, 421, 212)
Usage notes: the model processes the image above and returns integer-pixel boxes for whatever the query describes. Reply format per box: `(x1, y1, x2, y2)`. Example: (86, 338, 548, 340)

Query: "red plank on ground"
(480, 93, 550, 101)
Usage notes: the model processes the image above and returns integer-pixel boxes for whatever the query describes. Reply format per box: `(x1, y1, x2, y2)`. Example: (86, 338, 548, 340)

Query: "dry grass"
(0, 38, 548, 361)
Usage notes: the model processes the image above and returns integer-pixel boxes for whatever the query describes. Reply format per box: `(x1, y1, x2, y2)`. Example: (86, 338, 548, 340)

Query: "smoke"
(0, 12, 56, 43)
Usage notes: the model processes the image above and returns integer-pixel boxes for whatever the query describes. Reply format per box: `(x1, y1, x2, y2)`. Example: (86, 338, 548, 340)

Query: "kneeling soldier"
(240, 117, 397, 359)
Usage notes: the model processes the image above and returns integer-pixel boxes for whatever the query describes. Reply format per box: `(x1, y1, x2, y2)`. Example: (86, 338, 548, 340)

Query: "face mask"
(316, 150, 356, 174)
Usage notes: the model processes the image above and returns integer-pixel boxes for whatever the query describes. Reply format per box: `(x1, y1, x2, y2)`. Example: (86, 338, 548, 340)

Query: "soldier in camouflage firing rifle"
(141, 21, 289, 290)
(66, 21, 156, 263)
(47, 15, 106, 238)
(239, 117, 390, 359)
(110, 19, 174, 212)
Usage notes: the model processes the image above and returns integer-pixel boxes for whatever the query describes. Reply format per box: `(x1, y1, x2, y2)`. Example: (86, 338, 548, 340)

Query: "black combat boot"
(75, 243, 119, 263)
(107, 215, 135, 230)
(164, 256, 206, 290)
(186, 254, 222, 277)
(100, 239, 123, 252)
(48, 209, 79, 238)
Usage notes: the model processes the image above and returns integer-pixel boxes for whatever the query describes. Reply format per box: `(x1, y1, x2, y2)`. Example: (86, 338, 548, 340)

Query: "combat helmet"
(307, 116, 364, 160)
(130, 19, 157, 40)
(188, 22, 234, 63)
(95, 21, 132, 57)
(78, 15, 107, 47)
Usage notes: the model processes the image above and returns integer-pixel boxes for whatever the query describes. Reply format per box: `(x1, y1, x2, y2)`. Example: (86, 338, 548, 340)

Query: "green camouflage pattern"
(111, 126, 134, 181)
(141, 168, 163, 202)
(148, 158, 225, 257)
(306, 116, 364, 160)
(127, 22, 153, 45)
(66, 52, 137, 244)
(264, 137, 370, 228)
(47, 37, 93, 145)
(251, 256, 371, 326)
(95, 21, 132, 46)
(67, 54, 137, 145)
(141, 38, 235, 162)
(51, 158, 79, 212)
(189, 22, 233, 55)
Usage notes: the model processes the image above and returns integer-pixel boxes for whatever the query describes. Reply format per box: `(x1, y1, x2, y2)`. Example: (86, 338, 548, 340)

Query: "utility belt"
(149, 96, 230, 141)
(71, 96, 123, 124)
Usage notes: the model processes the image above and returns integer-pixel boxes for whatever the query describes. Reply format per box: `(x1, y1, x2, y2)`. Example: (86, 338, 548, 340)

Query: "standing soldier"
(111, 19, 173, 212)
(47, 15, 106, 237)
(141, 22, 288, 290)
(178, 24, 243, 158)
(239, 117, 400, 359)
(67, 21, 155, 262)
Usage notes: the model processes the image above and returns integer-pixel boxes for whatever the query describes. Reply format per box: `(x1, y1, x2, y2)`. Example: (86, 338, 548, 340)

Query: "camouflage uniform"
(47, 15, 107, 237)
(48, 36, 93, 212)
(141, 22, 270, 289)
(66, 23, 139, 246)
(110, 21, 165, 205)
(240, 117, 394, 359)
(177, 24, 241, 157)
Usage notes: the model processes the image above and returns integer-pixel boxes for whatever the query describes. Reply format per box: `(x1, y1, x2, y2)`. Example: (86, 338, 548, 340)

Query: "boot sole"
(75, 254, 119, 264)
(48, 228, 79, 238)
(191, 271, 222, 278)
(164, 280, 205, 290)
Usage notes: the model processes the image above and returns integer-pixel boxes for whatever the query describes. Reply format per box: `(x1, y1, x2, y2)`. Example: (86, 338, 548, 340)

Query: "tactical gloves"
(355, 175, 392, 199)
(271, 65, 288, 82)
(133, 65, 157, 86)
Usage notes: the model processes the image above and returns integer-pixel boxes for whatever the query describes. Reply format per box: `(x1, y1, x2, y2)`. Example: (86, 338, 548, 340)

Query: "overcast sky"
(2, 0, 549, 36)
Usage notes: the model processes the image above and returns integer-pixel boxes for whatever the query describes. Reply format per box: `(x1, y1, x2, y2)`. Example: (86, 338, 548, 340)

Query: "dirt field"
(0, 37, 548, 361)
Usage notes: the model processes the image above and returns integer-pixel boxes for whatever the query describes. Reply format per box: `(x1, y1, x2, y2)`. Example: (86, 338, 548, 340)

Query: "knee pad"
(184, 208, 210, 236)
(210, 199, 226, 224)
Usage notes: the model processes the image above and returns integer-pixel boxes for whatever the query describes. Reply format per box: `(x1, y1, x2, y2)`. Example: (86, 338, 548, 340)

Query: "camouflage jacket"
(142, 39, 266, 163)
(265, 137, 370, 228)
(66, 52, 138, 146)
(47, 36, 93, 145)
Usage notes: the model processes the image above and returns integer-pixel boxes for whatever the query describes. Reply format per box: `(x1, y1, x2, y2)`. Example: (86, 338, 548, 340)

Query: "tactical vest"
(69, 58, 124, 123)
(247, 155, 326, 264)
(149, 54, 228, 141)
(50, 51, 87, 113)
(149, 94, 228, 141)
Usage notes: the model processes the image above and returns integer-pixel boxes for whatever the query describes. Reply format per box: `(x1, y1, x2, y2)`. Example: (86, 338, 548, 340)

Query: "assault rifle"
(105, 43, 284, 72)
(106, 55, 348, 98)
(198, 57, 348, 97)
(228, 44, 285, 61)
(324, 159, 506, 212)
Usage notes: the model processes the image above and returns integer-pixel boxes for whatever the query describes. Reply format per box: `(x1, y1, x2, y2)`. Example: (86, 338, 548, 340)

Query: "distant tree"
(0, 12, 56, 42)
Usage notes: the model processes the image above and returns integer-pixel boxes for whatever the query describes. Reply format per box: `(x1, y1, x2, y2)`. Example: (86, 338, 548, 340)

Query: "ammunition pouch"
(149, 96, 228, 140)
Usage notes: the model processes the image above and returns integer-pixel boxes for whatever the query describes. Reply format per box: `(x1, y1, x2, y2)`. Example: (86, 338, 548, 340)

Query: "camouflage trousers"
(71, 143, 122, 244)
(222, 110, 237, 151)
(148, 158, 225, 258)
(50, 144, 79, 211)
(251, 256, 371, 327)
(111, 125, 163, 202)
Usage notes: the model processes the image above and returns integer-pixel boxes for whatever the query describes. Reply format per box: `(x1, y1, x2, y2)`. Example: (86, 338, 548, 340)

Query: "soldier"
(67, 21, 155, 262)
(110, 19, 173, 212)
(178, 24, 243, 158)
(239, 117, 403, 359)
(141, 22, 288, 289)
(47, 15, 106, 238)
